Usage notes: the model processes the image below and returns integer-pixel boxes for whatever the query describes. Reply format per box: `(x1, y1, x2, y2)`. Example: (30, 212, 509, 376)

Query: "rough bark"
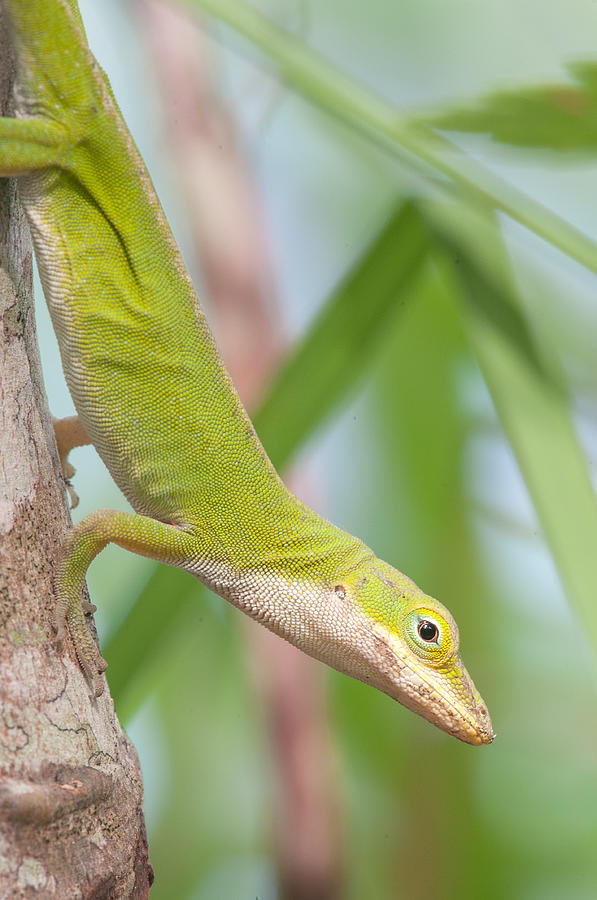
(0, 12, 152, 898)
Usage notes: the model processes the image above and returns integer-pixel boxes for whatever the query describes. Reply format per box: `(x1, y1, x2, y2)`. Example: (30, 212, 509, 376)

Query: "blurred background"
(36, 0, 597, 897)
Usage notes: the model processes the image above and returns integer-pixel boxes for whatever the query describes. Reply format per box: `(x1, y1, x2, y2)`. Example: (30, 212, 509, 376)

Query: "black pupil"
(418, 620, 438, 642)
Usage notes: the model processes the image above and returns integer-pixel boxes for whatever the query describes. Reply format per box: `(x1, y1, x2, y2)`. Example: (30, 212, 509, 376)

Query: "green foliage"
(428, 62, 597, 151)
(424, 204, 597, 656)
(255, 202, 427, 469)
(103, 565, 197, 722)
(185, 0, 597, 276)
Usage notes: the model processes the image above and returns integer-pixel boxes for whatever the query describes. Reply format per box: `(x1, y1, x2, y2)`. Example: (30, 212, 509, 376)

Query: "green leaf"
(428, 61, 597, 151)
(104, 201, 429, 717)
(183, 0, 597, 278)
(427, 205, 597, 659)
(103, 566, 199, 721)
(255, 201, 428, 470)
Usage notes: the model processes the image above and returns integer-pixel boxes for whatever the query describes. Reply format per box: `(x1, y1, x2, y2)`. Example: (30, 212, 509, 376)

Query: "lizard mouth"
(397, 655, 495, 745)
(370, 622, 494, 745)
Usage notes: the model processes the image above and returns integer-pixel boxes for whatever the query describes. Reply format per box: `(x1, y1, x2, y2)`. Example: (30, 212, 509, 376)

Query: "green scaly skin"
(0, 0, 494, 745)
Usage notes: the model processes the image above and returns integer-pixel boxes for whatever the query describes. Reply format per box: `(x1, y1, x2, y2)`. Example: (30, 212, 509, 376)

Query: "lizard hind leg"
(53, 415, 92, 508)
(55, 509, 202, 697)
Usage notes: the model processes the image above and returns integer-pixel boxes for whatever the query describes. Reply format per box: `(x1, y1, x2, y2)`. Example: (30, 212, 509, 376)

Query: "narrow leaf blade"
(428, 61, 597, 152)
(430, 211, 597, 658)
(255, 201, 428, 469)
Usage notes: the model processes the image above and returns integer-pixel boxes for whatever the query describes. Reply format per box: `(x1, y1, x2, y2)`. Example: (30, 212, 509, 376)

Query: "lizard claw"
(65, 480, 80, 510)
(70, 630, 108, 698)
(54, 600, 108, 698)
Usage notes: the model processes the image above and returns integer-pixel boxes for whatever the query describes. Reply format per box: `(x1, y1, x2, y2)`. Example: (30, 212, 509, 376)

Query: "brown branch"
(0, 11, 152, 897)
(137, 2, 343, 896)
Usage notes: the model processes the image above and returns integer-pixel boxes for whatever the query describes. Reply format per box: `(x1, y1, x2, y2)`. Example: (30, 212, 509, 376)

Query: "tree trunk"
(0, 12, 152, 898)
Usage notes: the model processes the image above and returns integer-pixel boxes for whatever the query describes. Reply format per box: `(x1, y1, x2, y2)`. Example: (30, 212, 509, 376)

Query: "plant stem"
(185, 0, 597, 276)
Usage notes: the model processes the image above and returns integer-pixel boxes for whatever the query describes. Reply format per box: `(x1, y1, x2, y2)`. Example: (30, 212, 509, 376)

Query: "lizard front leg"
(0, 118, 68, 175)
(55, 511, 204, 696)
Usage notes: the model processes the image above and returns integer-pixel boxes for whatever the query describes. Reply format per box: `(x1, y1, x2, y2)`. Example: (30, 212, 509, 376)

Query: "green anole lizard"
(0, 0, 493, 745)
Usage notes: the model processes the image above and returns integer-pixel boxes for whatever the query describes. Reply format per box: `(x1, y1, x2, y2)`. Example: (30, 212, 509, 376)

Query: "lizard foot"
(55, 602, 108, 698)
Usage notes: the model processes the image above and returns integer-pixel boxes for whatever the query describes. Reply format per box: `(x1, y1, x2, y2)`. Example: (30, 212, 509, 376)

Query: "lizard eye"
(402, 609, 454, 666)
(417, 620, 439, 642)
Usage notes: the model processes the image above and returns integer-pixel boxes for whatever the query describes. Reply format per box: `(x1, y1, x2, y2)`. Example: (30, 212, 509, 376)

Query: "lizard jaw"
(199, 565, 494, 745)
(369, 622, 494, 745)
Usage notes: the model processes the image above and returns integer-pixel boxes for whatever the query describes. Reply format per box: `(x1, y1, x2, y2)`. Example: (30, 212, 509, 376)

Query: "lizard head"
(224, 539, 493, 745)
(336, 557, 494, 746)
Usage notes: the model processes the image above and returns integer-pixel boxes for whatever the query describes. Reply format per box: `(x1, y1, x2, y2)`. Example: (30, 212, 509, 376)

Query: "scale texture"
(0, 0, 494, 744)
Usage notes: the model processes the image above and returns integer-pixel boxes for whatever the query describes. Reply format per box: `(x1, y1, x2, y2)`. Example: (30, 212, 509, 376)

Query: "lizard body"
(0, 0, 493, 744)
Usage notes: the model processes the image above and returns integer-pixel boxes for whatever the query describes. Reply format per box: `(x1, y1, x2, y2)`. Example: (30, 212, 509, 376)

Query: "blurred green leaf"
(183, 0, 597, 277)
(329, 257, 501, 900)
(427, 205, 597, 658)
(427, 61, 597, 151)
(255, 201, 428, 469)
(105, 201, 428, 717)
(103, 566, 199, 721)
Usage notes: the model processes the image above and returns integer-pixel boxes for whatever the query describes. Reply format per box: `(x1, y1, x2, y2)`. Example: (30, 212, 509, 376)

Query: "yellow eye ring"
(402, 608, 454, 666)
